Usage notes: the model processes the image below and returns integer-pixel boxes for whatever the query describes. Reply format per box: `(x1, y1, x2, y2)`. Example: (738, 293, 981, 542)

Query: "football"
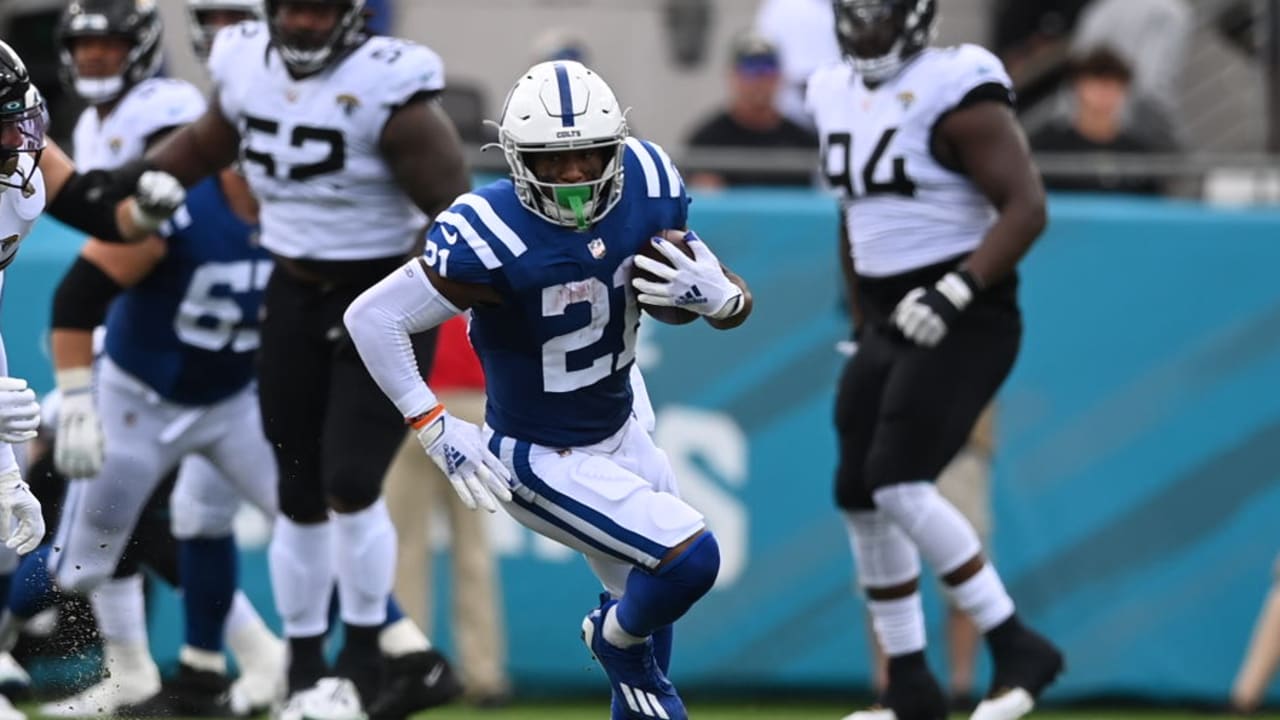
(633, 229, 699, 325)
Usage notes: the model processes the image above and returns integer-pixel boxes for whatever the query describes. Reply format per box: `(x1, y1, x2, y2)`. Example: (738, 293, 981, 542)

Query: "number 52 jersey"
(208, 21, 445, 261)
(806, 44, 1014, 278)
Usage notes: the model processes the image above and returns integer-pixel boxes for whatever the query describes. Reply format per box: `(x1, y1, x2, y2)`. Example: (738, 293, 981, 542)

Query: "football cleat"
(972, 623, 1064, 720)
(274, 678, 366, 720)
(115, 662, 232, 718)
(582, 596, 686, 720)
(40, 664, 162, 717)
(0, 652, 31, 700)
(364, 649, 462, 720)
(0, 694, 24, 720)
(841, 706, 897, 720)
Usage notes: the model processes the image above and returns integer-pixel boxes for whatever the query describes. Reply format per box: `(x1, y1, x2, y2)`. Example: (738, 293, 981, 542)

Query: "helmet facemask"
(834, 0, 936, 84)
(0, 105, 45, 194)
(493, 61, 628, 231)
(266, 0, 365, 77)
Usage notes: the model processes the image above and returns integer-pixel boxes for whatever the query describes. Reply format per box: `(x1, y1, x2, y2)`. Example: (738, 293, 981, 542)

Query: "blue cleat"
(581, 596, 687, 720)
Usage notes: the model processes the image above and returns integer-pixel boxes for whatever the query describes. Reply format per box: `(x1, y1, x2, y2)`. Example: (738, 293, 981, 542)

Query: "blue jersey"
(424, 138, 689, 447)
(105, 178, 272, 406)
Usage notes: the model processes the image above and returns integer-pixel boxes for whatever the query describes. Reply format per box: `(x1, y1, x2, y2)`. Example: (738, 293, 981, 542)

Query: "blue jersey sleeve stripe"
(623, 137, 661, 198)
(435, 211, 501, 270)
(455, 194, 528, 258)
(645, 141, 683, 200)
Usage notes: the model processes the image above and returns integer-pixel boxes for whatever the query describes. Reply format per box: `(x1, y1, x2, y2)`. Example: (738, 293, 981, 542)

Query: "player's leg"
(935, 404, 995, 708)
(866, 289, 1061, 720)
(492, 420, 716, 720)
(42, 362, 182, 716)
(384, 433, 431, 630)
(258, 270, 337, 698)
(1230, 552, 1280, 712)
(194, 386, 290, 715)
(834, 326, 945, 720)
(322, 316, 458, 715)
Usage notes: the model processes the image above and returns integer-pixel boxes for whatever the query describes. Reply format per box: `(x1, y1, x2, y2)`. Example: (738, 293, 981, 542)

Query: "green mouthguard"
(554, 185, 593, 230)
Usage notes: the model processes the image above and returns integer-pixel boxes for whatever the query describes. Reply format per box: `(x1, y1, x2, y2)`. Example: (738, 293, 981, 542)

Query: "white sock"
(947, 563, 1015, 632)
(268, 517, 334, 638)
(602, 605, 645, 649)
(331, 500, 395, 627)
(90, 575, 149, 646)
(872, 482, 982, 575)
(180, 645, 227, 675)
(225, 591, 281, 668)
(379, 617, 430, 657)
(867, 594, 927, 657)
(102, 638, 159, 679)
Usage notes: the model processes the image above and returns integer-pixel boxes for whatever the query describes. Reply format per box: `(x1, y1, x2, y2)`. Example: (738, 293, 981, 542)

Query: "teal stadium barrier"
(11, 192, 1280, 702)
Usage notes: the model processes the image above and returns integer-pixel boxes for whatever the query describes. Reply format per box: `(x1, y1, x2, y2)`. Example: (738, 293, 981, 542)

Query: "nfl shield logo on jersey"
(588, 238, 606, 259)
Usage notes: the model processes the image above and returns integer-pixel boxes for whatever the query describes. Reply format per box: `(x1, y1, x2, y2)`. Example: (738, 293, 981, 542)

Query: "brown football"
(633, 229, 699, 325)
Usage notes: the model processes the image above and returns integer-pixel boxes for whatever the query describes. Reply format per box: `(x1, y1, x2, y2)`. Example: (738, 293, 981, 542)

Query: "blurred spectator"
(383, 316, 510, 707)
(531, 27, 588, 64)
(684, 33, 817, 188)
(753, 0, 839, 129)
(1071, 0, 1191, 146)
(1030, 48, 1166, 195)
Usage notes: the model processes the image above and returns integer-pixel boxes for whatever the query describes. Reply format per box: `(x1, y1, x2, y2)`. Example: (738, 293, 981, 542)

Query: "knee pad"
(872, 482, 980, 575)
(842, 509, 920, 588)
(56, 556, 113, 596)
(171, 495, 238, 540)
(659, 531, 720, 595)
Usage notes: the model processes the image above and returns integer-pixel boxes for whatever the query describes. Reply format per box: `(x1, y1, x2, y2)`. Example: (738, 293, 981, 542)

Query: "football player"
(343, 61, 753, 720)
(105, 1, 469, 715)
(807, 2, 1064, 719)
(7, 2, 284, 715)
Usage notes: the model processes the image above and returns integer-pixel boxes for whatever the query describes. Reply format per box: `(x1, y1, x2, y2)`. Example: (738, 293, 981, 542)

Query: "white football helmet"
(187, 0, 264, 60)
(495, 61, 627, 230)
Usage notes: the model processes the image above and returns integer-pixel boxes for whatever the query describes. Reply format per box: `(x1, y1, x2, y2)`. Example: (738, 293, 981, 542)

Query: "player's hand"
(0, 470, 44, 554)
(889, 270, 979, 348)
(0, 378, 39, 444)
(128, 170, 185, 234)
(54, 368, 104, 479)
(632, 232, 744, 320)
(413, 404, 512, 512)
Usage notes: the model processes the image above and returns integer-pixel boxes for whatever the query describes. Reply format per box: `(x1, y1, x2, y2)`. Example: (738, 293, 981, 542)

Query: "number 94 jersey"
(208, 21, 445, 261)
(422, 138, 689, 448)
(806, 45, 1014, 277)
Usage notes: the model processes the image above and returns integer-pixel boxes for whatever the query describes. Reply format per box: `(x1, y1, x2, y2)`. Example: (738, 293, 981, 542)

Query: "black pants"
(834, 257, 1021, 510)
(258, 257, 437, 522)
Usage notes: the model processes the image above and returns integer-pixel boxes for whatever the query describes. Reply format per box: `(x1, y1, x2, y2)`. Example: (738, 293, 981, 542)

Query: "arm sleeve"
(0, 341, 19, 475)
(343, 260, 461, 418)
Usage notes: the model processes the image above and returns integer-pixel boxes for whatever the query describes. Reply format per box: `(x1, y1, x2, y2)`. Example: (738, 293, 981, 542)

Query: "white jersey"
(806, 45, 1013, 277)
(209, 21, 445, 260)
(71, 77, 206, 171)
(0, 156, 46, 266)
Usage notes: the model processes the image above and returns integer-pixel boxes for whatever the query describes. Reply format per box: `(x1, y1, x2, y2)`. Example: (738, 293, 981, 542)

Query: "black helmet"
(265, 0, 366, 77)
(0, 41, 47, 193)
(56, 0, 164, 105)
(832, 0, 937, 84)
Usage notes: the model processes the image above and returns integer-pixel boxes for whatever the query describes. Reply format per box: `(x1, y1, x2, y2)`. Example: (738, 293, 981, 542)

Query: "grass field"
(23, 703, 1257, 720)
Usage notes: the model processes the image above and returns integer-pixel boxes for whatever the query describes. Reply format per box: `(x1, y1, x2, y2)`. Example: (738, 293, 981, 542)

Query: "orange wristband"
(407, 403, 445, 430)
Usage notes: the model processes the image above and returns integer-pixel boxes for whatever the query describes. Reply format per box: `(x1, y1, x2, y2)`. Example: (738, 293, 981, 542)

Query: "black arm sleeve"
(52, 256, 124, 331)
(45, 161, 149, 244)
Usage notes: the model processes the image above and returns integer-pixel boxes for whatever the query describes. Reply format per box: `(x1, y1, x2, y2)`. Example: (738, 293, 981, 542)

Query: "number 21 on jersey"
(541, 263, 638, 393)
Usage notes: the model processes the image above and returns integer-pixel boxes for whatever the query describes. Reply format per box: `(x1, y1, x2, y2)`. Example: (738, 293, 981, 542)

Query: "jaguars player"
(344, 61, 753, 720)
(113, 0, 470, 714)
(807, 2, 1063, 719)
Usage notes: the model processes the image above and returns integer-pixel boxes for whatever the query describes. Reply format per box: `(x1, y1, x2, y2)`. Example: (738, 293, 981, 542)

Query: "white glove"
(0, 470, 44, 554)
(54, 368, 104, 479)
(631, 232, 744, 320)
(413, 405, 512, 512)
(889, 270, 978, 348)
(0, 378, 39, 444)
(129, 170, 185, 234)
